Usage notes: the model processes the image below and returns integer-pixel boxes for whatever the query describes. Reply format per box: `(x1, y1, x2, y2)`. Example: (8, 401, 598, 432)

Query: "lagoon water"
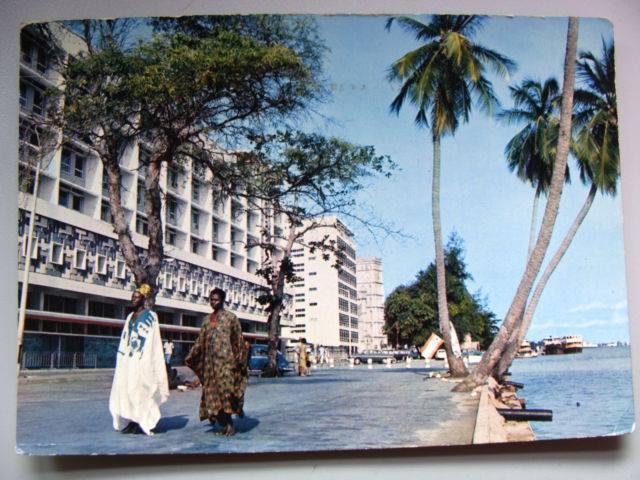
(509, 346, 635, 439)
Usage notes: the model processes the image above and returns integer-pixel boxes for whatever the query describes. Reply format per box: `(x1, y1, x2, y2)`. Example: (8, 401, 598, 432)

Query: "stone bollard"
(386, 358, 392, 368)
(329, 358, 335, 368)
(425, 359, 430, 369)
(349, 358, 354, 368)
(406, 357, 412, 368)
(367, 358, 373, 369)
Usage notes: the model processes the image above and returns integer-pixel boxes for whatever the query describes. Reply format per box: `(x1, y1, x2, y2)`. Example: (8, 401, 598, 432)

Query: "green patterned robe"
(185, 310, 246, 420)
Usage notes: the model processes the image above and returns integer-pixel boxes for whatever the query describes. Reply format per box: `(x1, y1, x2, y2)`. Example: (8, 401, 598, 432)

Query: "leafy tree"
(225, 131, 395, 375)
(387, 15, 514, 376)
(48, 20, 322, 303)
(496, 39, 619, 375)
(384, 234, 498, 351)
(463, 17, 580, 390)
(497, 78, 570, 258)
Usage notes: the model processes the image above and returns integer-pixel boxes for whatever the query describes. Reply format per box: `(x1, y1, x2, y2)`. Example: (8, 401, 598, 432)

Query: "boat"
(562, 335, 583, 354)
(516, 340, 538, 358)
(543, 335, 583, 355)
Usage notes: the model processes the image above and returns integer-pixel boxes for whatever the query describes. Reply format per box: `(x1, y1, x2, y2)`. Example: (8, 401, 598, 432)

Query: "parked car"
(383, 348, 422, 361)
(351, 349, 396, 365)
(434, 349, 446, 360)
(248, 344, 292, 375)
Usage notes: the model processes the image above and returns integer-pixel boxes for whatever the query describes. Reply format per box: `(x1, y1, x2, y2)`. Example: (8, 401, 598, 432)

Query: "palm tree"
(386, 15, 515, 376)
(498, 78, 570, 259)
(458, 17, 580, 391)
(496, 39, 618, 376)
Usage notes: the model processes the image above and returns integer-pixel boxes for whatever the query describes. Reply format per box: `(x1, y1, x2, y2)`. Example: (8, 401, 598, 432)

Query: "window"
(19, 80, 45, 116)
(309, 287, 317, 291)
(115, 260, 126, 279)
(212, 220, 220, 242)
(21, 235, 39, 259)
(94, 254, 107, 275)
(73, 249, 87, 270)
(339, 313, 349, 327)
(58, 185, 84, 212)
(157, 311, 173, 325)
(191, 209, 200, 232)
(339, 329, 350, 342)
(49, 241, 64, 265)
(136, 216, 149, 236)
(88, 300, 117, 318)
(166, 197, 178, 224)
(350, 303, 358, 314)
(351, 331, 359, 342)
(191, 238, 200, 254)
(100, 200, 112, 223)
(182, 314, 199, 328)
(21, 34, 48, 73)
(309, 302, 317, 306)
(43, 294, 77, 314)
(138, 148, 150, 173)
(339, 298, 349, 312)
(212, 245, 220, 261)
(192, 179, 201, 203)
(190, 279, 200, 295)
(164, 272, 173, 289)
(308, 256, 316, 261)
(309, 272, 317, 276)
(178, 277, 187, 293)
(165, 227, 176, 246)
(168, 167, 180, 190)
(136, 179, 145, 211)
(295, 313, 306, 318)
(61, 146, 85, 179)
(295, 308, 306, 313)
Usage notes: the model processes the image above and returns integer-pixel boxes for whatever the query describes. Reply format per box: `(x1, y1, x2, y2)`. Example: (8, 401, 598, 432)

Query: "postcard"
(14, 11, 635, 455)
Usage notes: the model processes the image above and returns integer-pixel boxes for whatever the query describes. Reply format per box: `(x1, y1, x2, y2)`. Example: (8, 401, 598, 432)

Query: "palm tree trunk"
(458, 17, 579, 391)
(528, 192, 540, 261)
(496, 183, 598, 376)
(432, 134, 467, 377)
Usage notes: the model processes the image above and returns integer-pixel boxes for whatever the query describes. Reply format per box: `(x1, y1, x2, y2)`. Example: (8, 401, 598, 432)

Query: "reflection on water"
(509, 346, 635, 439)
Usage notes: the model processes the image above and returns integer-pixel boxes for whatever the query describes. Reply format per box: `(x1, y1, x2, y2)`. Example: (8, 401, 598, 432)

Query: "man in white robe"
(109, 284, 169, 435)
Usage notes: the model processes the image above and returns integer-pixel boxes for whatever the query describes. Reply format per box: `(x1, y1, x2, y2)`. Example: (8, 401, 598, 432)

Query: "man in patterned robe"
(185, 287, 246, 436)
(109, 284, 169, 435)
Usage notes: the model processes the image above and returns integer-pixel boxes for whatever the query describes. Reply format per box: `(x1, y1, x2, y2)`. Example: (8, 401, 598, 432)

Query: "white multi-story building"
(17, 24, 293, 367)
(356, 258, 387, 350)
(282, 216, 360, 354)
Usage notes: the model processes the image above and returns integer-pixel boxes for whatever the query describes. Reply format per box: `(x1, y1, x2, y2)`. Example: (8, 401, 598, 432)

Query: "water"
(509, 346, 636, 439)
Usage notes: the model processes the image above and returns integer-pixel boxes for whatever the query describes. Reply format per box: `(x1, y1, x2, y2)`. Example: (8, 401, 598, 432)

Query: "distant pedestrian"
(163, 339, 174, 365)
(319, 345, 326, 364)
(298, 337, 308, 376)
(109, 284, 169, 436)
(185, 288, 246, 436)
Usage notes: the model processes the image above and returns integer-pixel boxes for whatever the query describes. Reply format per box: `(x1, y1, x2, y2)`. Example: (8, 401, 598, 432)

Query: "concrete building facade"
(356, 258, 387, 350)
(17, 24, 293, 368)
(282, 216, 360, 354)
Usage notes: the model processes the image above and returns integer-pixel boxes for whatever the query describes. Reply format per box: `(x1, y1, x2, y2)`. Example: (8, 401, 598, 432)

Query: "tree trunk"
(262, 223, 298, 377)
(528, 192, 540, 261)
(431, 134, 468, 377)
(495, 183, 597, 376)
(104, 153, 146, 284)
(458, 17, 580, 391)
(143, 159, 165, 306)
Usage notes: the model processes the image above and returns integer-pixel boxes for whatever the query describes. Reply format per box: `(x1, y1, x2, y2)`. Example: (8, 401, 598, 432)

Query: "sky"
(301, 15, 628, 343)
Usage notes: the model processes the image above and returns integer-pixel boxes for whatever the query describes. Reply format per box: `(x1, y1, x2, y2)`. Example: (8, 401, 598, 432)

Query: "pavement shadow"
(153, 415, 189, 433)
(205, 416, 260, 434)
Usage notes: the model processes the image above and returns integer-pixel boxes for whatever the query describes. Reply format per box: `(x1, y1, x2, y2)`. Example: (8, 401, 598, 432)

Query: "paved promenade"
(16, 363, 479, 455)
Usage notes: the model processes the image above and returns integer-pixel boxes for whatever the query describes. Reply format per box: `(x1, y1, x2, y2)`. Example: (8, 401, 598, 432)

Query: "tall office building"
(282, 216, 360, 354)
(356, 258, 386, 350)
(17, 24, 293, 367)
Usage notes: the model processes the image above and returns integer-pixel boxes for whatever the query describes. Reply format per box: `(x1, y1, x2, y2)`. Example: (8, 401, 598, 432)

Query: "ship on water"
(515, 340, 539, 358)
(543, 335, 583, 355)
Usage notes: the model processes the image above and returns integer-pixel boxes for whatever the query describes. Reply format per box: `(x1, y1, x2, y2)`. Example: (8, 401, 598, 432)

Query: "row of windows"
(339, 329, 359, 342)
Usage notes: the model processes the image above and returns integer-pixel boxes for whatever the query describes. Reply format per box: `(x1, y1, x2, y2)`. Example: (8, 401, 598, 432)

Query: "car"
(434, 349, 446, 360)
(248, 344, 291, 375)
(351, 349, 396, 365)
